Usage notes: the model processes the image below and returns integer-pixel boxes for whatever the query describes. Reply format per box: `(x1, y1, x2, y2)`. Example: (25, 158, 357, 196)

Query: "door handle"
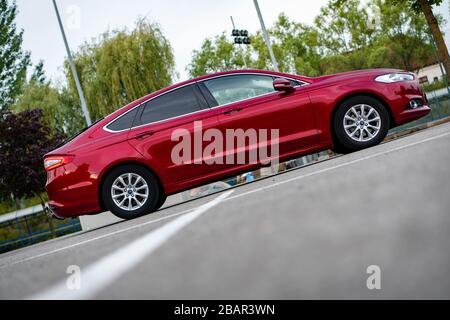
(222, 108, 242, 116)
(134, 130, 155, 140)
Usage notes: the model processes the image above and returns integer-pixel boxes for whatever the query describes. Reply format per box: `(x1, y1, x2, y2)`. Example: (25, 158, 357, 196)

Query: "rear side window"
(137, 84, 208, 126)
(106, 107, 139, 132)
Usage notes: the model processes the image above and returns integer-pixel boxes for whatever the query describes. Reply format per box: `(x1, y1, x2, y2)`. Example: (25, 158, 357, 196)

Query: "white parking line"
(0, 207, 196, 268)
(29, 190, 233, 300)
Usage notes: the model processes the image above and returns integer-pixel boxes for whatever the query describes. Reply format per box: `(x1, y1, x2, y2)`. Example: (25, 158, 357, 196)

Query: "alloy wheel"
(111, 173, 149, 211)
(343, 104, 381, 142)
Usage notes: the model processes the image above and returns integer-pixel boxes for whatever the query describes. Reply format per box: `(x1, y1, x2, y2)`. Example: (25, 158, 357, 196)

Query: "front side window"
(137, 84, 207, 126)
(203, 74, 276, 106)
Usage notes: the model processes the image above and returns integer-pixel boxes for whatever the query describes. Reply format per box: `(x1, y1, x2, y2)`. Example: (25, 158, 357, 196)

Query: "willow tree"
(65, 20, 175, 120)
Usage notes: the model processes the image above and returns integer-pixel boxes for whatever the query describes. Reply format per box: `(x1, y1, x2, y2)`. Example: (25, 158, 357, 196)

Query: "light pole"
(253, 0, 279, 72)
(52, 0, 92, 126)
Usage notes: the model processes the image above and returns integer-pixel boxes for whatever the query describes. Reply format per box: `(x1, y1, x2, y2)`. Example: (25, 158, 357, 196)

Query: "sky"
(14, 0, 330, 84)
(14, 0, 450, 85)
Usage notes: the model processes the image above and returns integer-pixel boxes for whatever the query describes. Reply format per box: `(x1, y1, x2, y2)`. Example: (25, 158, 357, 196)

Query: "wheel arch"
(329, 91, 395, 146)
(97, 160, 165, 212)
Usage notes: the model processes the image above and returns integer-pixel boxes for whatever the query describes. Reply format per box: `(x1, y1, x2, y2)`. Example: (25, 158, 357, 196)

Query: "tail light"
(44, 156, 74, 171)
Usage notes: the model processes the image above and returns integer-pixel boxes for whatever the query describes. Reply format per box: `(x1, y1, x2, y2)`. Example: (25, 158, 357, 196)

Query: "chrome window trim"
(103, 82, 195, 133)
(103, 72, 310, 133)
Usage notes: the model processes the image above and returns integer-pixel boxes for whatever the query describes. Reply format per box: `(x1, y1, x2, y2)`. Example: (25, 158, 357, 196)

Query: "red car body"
(44, 69, 430, 218)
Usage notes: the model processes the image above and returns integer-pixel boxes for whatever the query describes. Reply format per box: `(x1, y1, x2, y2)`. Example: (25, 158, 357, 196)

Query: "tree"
(188, 0, 438, 78)
(388, 0, 448, 74)
(188, 14, 322, 77)
(315, 0, 435, 74)
(247, 14, 322, 76)
(0, 0, 30, 111)
(373, 0, 435, 70)
(315, 0, 376, 54)
(0, 109, 65, 236)
(13, 61, 85, 136)
(416, 0, 450, 76)
(188, 33, 249, 77)
(13, 63, 65, 133)
(65, 19, 175, 121)
(30, 60, 46, 84)
(0, 109, 65, 201)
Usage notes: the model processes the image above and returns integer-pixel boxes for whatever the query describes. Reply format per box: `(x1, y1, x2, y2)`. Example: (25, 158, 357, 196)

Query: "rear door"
(127, 84, 220, 182)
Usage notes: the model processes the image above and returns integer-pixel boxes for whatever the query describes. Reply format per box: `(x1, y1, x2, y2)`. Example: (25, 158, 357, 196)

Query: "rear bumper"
(44, 205, 65, 220)
(47, 199, 101, 218)
(45, 162, 102, 218)
(395, 105, 431, 126)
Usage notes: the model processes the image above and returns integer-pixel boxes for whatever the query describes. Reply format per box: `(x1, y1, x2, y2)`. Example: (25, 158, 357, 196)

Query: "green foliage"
(11, 60, 86, 136)
(391, 0, 443, 13)
(188, 0, 435, 77)
(315, 0, 376, 54)
(65, 19, 175, 121)
(30, 60, 46, 84)
(0, 193, 47, 215)
(0, 0, 30, 111)
(12, 62, 85, 136)
(260, 13, 323, 76)
(188, 33, 250, 77)
(13, 77, 63, 132)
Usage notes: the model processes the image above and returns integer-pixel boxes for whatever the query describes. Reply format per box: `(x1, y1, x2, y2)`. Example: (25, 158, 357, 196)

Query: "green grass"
(0, 194, 48, 215)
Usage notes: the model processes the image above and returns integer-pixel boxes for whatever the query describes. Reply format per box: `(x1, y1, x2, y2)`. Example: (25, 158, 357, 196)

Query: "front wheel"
(102, 164, 161, 220)
(333, 96, 390, 153)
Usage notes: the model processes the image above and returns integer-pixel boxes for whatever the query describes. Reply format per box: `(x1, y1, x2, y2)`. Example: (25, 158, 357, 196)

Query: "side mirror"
(273, 78, 295, 93)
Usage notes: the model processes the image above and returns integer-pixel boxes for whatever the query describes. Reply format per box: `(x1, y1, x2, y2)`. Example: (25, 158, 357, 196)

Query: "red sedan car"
(44, 69, 430, 220)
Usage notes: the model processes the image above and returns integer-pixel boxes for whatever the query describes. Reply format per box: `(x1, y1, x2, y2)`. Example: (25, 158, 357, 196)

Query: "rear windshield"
(53, 117, 104, 149)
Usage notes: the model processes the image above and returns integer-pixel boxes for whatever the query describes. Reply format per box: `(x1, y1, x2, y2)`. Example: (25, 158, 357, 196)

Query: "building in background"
(416, 0, 450, 86)
(416, 63, 445, 86)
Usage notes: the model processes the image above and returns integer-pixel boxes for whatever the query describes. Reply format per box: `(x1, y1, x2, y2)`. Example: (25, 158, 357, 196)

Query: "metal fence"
(0, 210, 81, 254)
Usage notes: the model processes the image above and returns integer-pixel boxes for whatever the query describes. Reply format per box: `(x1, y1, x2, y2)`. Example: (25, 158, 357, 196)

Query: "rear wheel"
(102, 164, 161, 220)
(333, 96, 390, 153)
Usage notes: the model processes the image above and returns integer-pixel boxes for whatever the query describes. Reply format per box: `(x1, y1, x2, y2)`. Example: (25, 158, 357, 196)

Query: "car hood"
(307, 68, 405, 84)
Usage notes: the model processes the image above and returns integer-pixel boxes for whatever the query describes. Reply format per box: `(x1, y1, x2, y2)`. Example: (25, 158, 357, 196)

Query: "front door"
(200, 74, 319, 166)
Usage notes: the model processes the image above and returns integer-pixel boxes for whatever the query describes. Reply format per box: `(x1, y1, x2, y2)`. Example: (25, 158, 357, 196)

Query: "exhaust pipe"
(44, 205, 65, 221)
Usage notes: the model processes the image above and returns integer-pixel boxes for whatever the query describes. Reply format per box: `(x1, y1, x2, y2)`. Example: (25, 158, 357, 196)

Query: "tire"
(155, 194, 167, 211)
(102, 164, 161, 220)
(330, 140, 352, 154)
(333, 95, 390, 152)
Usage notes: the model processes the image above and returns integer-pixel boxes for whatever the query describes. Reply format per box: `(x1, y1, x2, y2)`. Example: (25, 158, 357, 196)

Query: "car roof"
(132, 69, 306, 105)
(98, 69, 309, 129)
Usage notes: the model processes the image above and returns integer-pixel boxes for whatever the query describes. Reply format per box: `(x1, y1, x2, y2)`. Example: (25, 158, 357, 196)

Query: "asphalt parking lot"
(1, 122, 449, 299)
